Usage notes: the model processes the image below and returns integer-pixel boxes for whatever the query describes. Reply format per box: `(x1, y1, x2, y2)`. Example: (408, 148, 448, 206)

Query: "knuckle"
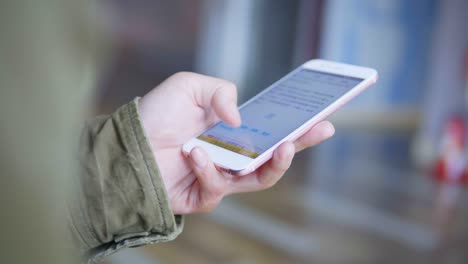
(205, 181, 226, 200)
(270, 162, 289, 178)
(275, 154, 293, 173)
(172, 71, 195, 80)
(263, 179, 277, 189)
(258, 175, 277, 189)
(208, 186, 223, 198)
(220, 81, 237, 95)
(279, 162, 291, 173)
(226, 81, 237, 91)
(200, 198, 221, 213)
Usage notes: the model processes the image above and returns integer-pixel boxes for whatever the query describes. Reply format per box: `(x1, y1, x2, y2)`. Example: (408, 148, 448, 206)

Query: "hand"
(139, 72, 335, 214)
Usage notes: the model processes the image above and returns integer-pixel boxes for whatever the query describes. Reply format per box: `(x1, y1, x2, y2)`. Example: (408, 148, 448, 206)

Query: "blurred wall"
(95, 0, 201, 112)
(320, 0, 437, 130)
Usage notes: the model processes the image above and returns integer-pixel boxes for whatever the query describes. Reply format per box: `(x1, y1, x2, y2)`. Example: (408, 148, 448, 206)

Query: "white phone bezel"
(182, 59, 378, 175)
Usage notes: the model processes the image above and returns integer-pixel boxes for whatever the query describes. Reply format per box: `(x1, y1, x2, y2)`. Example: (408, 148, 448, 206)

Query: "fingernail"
(191, 148, 207, 169)
(324, 123, 335, 137)
(285, 143, 295, 157)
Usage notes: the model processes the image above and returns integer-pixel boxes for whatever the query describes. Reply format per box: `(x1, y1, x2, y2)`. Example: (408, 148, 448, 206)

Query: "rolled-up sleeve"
(68, 98, 183, 263)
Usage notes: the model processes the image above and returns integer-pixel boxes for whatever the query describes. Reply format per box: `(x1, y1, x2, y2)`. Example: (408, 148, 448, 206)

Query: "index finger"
(211, 85, 241, 127)
(226, 142, 295, 194)
(188, 73, 241, 127)
(293, 121, 335, 152)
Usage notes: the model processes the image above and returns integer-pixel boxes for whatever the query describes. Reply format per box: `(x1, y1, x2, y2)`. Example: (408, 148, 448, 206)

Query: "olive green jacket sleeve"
(68, 98, 184, 263)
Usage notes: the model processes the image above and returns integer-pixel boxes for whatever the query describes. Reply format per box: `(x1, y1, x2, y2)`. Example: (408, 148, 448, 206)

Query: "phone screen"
(198, 69, 364, 158)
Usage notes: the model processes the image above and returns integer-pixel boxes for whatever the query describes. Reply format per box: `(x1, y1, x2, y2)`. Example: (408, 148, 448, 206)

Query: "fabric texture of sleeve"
(68, 98, 184, 264)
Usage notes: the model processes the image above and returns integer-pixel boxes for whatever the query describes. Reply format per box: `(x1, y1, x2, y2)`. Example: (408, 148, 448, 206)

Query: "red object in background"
(434, 160, 468, 184)
(433, 116, 468, 184)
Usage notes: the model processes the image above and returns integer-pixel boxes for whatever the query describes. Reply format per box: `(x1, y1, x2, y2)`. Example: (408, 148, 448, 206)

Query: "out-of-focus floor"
(106, 129, 468, 264)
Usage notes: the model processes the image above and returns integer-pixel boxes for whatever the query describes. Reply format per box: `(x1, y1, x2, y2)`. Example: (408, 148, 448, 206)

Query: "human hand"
(139, 72, 335, 214)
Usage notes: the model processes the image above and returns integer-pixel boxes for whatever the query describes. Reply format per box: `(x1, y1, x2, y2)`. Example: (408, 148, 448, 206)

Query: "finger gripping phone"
(183, 59, 378, 175)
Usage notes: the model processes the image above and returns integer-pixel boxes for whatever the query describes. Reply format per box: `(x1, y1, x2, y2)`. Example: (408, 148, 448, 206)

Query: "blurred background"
(95, 0, 468, 263)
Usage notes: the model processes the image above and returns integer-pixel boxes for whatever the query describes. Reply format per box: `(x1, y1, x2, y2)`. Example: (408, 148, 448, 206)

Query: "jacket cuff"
(123, 97, 183, 236)
(81, 98, 184, 263)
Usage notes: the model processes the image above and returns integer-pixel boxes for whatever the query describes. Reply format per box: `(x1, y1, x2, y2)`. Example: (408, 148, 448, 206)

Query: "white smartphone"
(183, 59, 378, 175)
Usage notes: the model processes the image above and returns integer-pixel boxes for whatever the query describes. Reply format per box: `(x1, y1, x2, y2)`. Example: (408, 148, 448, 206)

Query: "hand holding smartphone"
(183, 59, 378, 175)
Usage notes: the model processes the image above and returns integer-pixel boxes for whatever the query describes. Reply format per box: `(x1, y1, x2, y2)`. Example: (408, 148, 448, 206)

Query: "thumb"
(189, 147, 228, 212)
